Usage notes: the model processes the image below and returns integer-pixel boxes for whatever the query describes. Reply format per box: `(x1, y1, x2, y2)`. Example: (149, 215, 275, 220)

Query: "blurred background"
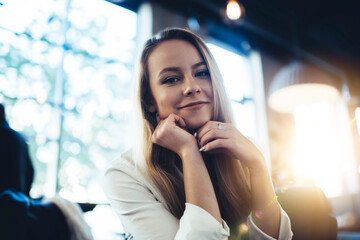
(0, 0, 359, 238)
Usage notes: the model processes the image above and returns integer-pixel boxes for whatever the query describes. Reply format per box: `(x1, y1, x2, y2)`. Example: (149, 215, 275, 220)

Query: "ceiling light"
(268, 61, 342, 113)
(226, 0, 242, 20)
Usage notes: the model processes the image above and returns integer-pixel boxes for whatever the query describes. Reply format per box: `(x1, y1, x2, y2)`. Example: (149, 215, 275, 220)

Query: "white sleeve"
(176, 203, 230, 240)
(103, 167, 179, 240)
(103, 166, 230, 240)
(247, 205, 293, 240)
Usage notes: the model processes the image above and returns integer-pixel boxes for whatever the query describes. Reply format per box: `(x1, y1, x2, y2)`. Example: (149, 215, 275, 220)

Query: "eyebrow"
(158, 61, 207, 78)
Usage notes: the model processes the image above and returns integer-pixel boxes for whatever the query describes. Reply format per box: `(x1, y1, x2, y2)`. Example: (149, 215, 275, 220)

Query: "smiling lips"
(178, 101, 209, 110)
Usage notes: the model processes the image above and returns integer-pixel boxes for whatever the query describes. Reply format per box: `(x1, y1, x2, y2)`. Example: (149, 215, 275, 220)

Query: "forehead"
(148, 40, 204, 73)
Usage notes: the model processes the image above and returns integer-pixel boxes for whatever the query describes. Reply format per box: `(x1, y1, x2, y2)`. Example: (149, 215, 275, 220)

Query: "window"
(0, 0, 137, 203)
(207, 43, 270, 160)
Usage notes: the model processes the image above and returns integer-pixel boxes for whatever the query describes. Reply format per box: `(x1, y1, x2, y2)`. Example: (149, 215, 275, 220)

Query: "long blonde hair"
(133, 27, 251, 227)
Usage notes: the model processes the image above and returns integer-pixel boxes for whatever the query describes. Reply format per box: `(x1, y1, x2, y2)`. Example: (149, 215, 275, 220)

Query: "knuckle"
(152, 130, 161, 142)
(151, 134, 157, 143)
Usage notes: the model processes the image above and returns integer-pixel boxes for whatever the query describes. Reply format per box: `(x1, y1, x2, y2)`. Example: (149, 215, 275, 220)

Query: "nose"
(183, 75, 201, 96)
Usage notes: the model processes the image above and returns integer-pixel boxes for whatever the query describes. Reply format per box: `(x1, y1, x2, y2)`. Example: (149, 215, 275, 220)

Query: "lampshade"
(268, 61, 342, 113)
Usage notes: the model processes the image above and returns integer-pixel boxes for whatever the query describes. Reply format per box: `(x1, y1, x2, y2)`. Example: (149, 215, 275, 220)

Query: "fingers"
(152, 113, 189, 145)
(197, 121, 215, 140)
(198, 127, 227, 148)
(171, 114, 186, 128)
(197, 121, 227, 138)
(197, 121, 229, 147)
(151, 113, 199, 155)
(200, 139, 229, 153)
(156, 113, 187, 129)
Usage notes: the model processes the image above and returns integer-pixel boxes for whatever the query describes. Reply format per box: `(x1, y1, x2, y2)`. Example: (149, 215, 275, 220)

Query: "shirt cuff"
(247, 206, 293, 240)
(176, 203, 230, 240)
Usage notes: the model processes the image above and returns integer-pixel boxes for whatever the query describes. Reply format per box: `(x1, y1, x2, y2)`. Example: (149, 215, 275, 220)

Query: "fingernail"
(193, 132, 197, 138)
(199, 146, 206, 152)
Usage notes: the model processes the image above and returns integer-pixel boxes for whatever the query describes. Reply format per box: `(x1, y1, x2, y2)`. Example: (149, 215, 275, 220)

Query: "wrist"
(178, 139, 201, 160)
(248, 160, 269, 177)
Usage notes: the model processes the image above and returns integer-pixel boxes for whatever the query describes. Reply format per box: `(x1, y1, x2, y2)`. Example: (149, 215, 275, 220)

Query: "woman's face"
(148, 39, 213, 130)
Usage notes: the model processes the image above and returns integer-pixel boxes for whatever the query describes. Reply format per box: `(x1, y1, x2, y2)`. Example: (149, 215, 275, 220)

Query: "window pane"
(207, 43, 254, 101)
(231, 101, 257, 140)
(67, 0, 137, 61)
(0, 28, 62, 101)
(58, 0, 137, 203)
(0, 0, 66, 44)
(2, 98, 60, 198)
(207, 43, 257, 140)
(1, 0, 137, 203)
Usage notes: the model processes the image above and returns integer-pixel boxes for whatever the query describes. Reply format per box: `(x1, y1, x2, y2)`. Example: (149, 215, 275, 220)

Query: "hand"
(152, 113, 197, 156)
(196, 121, 266, 170)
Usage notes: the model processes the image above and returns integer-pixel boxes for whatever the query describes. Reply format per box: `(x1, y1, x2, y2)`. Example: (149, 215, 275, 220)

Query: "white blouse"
(103, 151, 293, 240)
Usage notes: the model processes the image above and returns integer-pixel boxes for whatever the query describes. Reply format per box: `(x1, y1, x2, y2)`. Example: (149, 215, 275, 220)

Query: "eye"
(162, 77, 181, 84)
(195, 69, 210, 78)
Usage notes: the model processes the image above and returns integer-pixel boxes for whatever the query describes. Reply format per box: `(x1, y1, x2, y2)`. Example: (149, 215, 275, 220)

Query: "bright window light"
(0, 0, 137, 204)
(207, 43, 257, 141)
(293, 100, 358, 197)
(356, 107, 360, 136)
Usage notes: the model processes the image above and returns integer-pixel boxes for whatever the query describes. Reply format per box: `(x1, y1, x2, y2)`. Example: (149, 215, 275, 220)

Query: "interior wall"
(260, 52, 297, 186)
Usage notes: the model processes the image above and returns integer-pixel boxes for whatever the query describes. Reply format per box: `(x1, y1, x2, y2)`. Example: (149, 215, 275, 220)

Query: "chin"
(184, 117, 210, 131)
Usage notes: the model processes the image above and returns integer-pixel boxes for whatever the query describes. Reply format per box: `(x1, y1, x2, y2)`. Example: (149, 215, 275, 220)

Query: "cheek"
(155, 92, 177, 115)
(204, 82, 214, 99)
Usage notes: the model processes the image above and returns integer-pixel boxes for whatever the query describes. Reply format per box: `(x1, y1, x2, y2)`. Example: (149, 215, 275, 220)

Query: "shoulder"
(104, 149, 138, 179)
(102, 149, 168, 206)
(103, 149, 149, 191)
(102, 149, 142, 199)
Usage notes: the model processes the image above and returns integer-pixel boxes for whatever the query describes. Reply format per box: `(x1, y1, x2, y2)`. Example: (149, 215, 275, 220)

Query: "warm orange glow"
(226, 0, 241, 20)
(238, 223, 249, 234)
(292, 100, 358, 197)
(356, 107, 360, 136)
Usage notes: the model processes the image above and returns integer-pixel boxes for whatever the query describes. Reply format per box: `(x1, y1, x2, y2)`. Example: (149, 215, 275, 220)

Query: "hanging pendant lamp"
(268, 61, 342, 113)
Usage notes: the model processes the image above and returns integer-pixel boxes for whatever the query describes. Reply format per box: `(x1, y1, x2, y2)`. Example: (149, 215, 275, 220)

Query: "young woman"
(103, 28, 292, 240)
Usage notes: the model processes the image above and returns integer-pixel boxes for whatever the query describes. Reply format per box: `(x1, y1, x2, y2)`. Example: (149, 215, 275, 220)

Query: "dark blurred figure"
(0, 190, 71, 240)
(0, 104, 74, 240)
(0, 103, 34, 196)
